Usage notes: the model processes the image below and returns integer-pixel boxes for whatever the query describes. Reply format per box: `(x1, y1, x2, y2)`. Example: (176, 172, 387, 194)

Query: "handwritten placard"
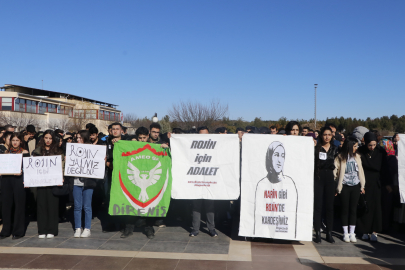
(23, 155, 63, 187)
(0, 154, 22, 175)
(64, 143, 106, 179)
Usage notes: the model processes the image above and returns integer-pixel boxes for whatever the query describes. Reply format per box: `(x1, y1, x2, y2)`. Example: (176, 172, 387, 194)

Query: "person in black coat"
(313, 127, 339, 244)
(357, 132, 388, 242)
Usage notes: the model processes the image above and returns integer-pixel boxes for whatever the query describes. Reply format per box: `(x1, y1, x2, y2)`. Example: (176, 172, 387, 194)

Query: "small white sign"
(64, 143, 106, 179)
(0, 154, 23, 175)
(23, 155, 63, 187)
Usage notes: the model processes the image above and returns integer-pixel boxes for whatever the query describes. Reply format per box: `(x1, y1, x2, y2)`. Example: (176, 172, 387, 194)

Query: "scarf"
(8, 146, 23, 154)
(265, 141, 285, 183)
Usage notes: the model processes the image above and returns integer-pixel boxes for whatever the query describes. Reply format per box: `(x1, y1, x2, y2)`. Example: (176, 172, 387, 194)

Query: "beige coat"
(333, 153, 365, 194)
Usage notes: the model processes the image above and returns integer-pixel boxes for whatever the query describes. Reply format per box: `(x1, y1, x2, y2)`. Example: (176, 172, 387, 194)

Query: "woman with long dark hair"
(313, 127, 338, 243)
(334, 136, 365, 242)
(32, 130, 64, 239)
(285, 121, 302, 136)
(0, 133, 29, 240)
(72, 130, 97, 238)
(357, 132, 387, 241)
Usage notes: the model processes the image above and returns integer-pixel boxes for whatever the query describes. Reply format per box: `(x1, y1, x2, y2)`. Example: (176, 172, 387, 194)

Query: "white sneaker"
(370, 233, 378, 242)
(74, 228, 81, 238)
(350, 233, 357, 243)
(46, 234, 54, 239)
(361, 234, 369, 240)
(81, 229, 91, 238)
(343, 234, 350, 243)
(38, 234, 46, 239)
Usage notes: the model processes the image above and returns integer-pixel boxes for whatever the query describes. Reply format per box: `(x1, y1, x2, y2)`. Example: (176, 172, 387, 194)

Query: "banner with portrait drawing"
(239, 134, 314, 241)
(170, 134, 240, 200)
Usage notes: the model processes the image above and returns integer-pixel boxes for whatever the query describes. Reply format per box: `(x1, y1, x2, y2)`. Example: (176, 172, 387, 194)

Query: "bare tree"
(0, 111, 44, 131)
(125, 113, 152, 129)
(48, 118, 73, 132)
(168, 100, 228, 130)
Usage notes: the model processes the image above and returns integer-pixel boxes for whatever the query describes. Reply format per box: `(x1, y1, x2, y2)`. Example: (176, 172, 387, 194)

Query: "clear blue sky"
(1, 1, 404, 122)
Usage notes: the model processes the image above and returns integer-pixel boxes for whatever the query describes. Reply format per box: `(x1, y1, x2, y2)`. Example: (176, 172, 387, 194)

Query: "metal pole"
(314, 84, 318, 129)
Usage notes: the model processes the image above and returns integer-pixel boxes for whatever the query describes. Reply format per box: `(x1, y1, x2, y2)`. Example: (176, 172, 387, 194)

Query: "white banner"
(0, 154, 22, 175)
(171, 134, 240, 200)
(239, 134, 314, 241)
(398, 134, 405, 203)
(23, 155, 63, 187)
(64, 143, 106, 179)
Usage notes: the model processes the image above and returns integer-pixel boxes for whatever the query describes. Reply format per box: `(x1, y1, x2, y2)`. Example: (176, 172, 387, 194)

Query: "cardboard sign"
(170, 134, 240, 200)
(64, 143, 106, 179)
(0, 154, 22, 175)
(23, 155, 63, 187)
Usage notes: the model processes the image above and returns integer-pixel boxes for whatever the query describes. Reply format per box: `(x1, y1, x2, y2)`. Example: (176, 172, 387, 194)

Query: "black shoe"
(314, 231, 322, 243)
(145, 227, 155, 239)
(209, 229, 218, 237)
(189, 231, 199, 237)
(120, 230, 133, 238)
(326, 231, 335, 244)
(12, 235, 23, 240)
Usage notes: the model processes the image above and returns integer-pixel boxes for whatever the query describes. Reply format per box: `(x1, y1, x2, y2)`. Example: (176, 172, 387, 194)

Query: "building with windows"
(0, 84, 122, 133)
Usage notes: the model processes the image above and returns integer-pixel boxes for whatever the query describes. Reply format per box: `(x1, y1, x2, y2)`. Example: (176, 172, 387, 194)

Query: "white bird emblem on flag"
(127, 161, 162, 202)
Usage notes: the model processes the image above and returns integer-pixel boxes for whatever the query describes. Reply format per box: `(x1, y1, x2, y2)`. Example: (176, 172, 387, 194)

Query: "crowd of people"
(0, 120, 403, 245)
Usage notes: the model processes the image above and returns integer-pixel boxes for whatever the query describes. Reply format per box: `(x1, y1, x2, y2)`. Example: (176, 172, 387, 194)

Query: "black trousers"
(340, 184, 361, 226)
(0, 175, 26, 237)
(313, 170, 335, 232)
(192, 199, 215, 232)
(37, 187, 59, 235)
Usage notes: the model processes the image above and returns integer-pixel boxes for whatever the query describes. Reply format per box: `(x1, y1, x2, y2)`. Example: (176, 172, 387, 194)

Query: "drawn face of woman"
(272, 146, 285, 173)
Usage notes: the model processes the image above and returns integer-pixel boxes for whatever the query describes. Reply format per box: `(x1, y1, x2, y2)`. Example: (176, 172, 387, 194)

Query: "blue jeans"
(73, 185, 94, 230)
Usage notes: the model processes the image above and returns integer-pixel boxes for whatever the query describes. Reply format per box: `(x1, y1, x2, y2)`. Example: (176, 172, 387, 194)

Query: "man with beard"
(89, 126, 104, 145)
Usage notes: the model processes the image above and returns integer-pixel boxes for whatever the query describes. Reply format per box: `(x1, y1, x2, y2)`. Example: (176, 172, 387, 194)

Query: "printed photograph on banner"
(170, 134, 240, 200)
(397, 134, 405, 203)
(64, 143, 106, 179)
(108, 141, 172, 217)
(239, 134, 314, 241)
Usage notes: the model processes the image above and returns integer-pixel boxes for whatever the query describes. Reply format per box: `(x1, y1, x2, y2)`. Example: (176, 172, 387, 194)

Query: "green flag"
(108, 140, 172, 217)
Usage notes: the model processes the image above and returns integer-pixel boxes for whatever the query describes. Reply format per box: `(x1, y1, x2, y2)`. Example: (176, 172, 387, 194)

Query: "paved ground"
(0, 217, 405, 270)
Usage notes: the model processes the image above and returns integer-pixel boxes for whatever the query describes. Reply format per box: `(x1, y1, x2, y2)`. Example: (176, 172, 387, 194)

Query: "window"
(1, 98, 13, 111)
(14, 98, 20, 111)
(74, 109, 85, 118)
(86, 110, 97, 119)
(66, 107, 73, 116)
(105, 111, 110, 121)
(48, 104, 57, 113)
(39, 103, 47, 114)
(99, 110, 104, 120)
(26, 100, 37, 113)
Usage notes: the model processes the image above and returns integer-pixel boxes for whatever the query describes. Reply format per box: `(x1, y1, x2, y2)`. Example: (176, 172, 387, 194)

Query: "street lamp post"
(314, 84, 318, 130)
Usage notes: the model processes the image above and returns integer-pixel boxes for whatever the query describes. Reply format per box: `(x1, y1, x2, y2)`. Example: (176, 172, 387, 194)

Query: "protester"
(357, 132, 387, 241)
(352, 126, 369, 146)
(0, 127, 5, 138)
(302, 127, 309, 136)
(0, 133, 29, 240)
(73, 130, 97, 238)
(313, 127, 338, 243)
(89, 126, 104, 145)
(190, 126, 218, 238)
(306, 133, 317, 146)
(392, 133, 400, 156)
(285, 121, 301, 136)
(270, 126, 278, 134)
(32, 130, 64, 239)
(334, 136, 365, 243)
(215, 127, 227, 134)
(4, 125, 15, 133)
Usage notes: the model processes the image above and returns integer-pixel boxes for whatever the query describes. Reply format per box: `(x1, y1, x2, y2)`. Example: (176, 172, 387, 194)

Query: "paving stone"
(141, 241, 188, 253)
(14, 237, 68, 248)
(184, 242, 229, 254)
(56, 238, 107, 249)
(98, 239, 148, 251)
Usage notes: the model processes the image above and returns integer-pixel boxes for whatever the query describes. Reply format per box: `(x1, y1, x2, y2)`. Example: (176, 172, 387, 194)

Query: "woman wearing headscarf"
(313, 127, 339, 243)
(357, 132, 387, 241)
(254, 141, 298, 240)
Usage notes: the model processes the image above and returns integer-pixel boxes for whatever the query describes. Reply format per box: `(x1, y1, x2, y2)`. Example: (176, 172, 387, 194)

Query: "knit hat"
(352, 126, 369, 144)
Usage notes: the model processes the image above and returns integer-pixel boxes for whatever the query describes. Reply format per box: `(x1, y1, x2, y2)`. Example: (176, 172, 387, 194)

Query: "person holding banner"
(285, 121, 302, 136)
(313, 127, 338, 244)
(72, 130, 97, 238)
(32, 130, 64, 239)
(0, 133, 29, 240)
(334, 136, 365, 243)
(190, 126, 218, 238)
